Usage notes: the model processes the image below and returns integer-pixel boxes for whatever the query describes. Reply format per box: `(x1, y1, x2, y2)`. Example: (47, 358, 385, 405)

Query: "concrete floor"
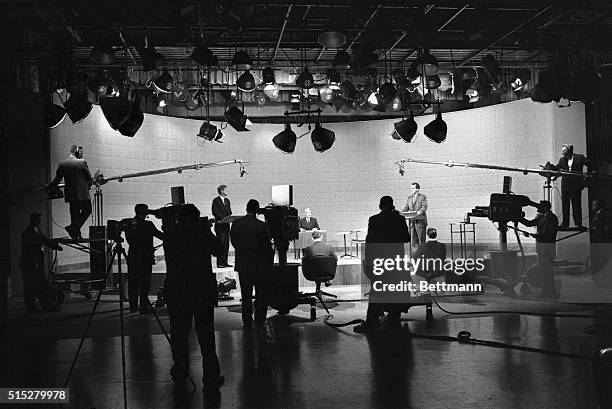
(4, 284, 612, 409)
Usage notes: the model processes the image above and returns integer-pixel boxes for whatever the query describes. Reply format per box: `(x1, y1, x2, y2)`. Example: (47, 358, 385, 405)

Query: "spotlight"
(392, 111, 418, 143)
(262, 67, 275, 84)
(45, 102, 66, 129)
(391, 96, 402, 111)
(290, 91, 301, 110)
(232, 50, 253, 70)
(319, 86, 334, 103)
(465, 88, 479, 103)
(118, 93, 144, 137)
(153, 71, 174, 94)
(511, 69, 531, 92)
(296, 69, 315, 89)
(198, 122, 223, 142)
(263, 83, 279, 99)
(413, 50, 439, 76)
(88, 74, 110, 96)
(311, 123, 335, 152)
(253, 90, 268, 106)
(89, 46, 115, 65)
(224, 105, 250, 132)
(379, 82, 397, 104)
(368, 92, 386, 112)
(424, 111, 447, 143)
(327, 70, 341, 90)
(64, 92, 93, 124)
(172, 82, 189, 102)
(185, 91, 201, 111)
(100, 92, 132, 130)
(191, 44, 218, 67)
(438, 73, 455, 93)
(157, 94, 167, 108)
(273, 123, 297, 153)
(340, 80, 355, 99)
(426, 75, 441, 90)
(333, 50, 351, 68)
(237, 70, 256, 92)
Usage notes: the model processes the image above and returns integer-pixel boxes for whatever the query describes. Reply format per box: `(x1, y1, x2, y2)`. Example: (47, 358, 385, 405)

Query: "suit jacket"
(521, 211, 558, 253)
(19, 225, 61, 270)
(413, 240, 447, 279)
(364, 209, 410, 280)
(299, 217, 320, 230)
(125, 218, 164, 262)
(212, 196, 232, 222)
(303, 240, 336, 260)
(50, 155, 93, 201)
(402, 193, 428, 226)
(163, 223, 219, 302)
(230, 214, 274, 275)
(555, 153, 591, 191)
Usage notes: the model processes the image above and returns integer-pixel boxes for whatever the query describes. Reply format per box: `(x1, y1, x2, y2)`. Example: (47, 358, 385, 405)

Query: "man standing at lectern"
(555, 144, 591, 230)
(48, 145, 94, 240)
(299, 208, 320, 231)
(212, 185, 232, 268)
(402, 182, 428, 247)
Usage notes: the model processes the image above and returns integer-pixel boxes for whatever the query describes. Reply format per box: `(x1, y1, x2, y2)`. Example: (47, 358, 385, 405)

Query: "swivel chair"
(301, 255, 338, 316)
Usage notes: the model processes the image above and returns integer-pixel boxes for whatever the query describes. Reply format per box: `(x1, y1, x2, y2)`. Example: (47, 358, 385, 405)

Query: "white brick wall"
(50, 99, 586, 267)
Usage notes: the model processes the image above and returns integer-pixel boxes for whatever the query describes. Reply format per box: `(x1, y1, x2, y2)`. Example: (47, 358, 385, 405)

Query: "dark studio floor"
(4, 284, 612, 409)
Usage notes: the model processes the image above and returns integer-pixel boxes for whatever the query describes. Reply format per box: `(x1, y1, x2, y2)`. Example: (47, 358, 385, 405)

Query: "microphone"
(239, 165, 247, 177)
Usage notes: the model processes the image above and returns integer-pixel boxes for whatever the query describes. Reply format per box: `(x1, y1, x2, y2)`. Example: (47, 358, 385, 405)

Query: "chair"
(301, 255, 338, 315)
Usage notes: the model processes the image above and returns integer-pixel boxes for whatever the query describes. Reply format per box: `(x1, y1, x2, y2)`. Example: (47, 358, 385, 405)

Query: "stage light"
(368, 92, 386, 112)
(262, 67, 275, 84)
(511, 69, 531, 92)
(253, 90, 268, 106)
(119, 93, 144, 137)
(327, 70, 341, 90)
(465, 88, 479, 103)
(290, 91, 301, 110)
(351, 91, 368, 110)
(232, 50, 253, 70)
(391, 96, 402, 111)
(311, 123, 335, 152)
(438, 73, 454, 93)
(482, 54, 504, 92)
(65, 92, 93, 124)
(88, 74, 110, 96)
(296, 69, 315, 89)
(379, 82, 397, 104)
(333, 50, 351, 68)
(158, 95, 167, 108)
(198, 121, 223, 142)
(153, 71, 174, 94)
(237, 70, 256, 92)
(191, 44, 218, 67)
(319, 85, 334, 103)
(424, 111, 447, 143)
(100, 92, 132, 130)
(426, 75, 441, 90)
(89, 46, 115, 65)
(263, 84, 279, 99)
(273, 123, 297, 154)
(185, 91, 201, 111)
(45, 101, 66, 129)
(392, 111, 417, 143)
(413, 50, 439, 76)
(224, 105, 250, 132)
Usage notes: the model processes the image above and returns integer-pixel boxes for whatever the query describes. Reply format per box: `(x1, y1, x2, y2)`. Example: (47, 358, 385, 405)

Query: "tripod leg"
(117, 248, 128, 409)
(146, 298, 197, 390)
(64, 246, 118, 388)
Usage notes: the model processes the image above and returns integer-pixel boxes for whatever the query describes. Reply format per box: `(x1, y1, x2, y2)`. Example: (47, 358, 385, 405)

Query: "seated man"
(303, 230, 337, 260)
(413, 227, 446, 286)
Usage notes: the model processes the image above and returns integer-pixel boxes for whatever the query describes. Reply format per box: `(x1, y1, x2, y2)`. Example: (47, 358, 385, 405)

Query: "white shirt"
(568, 156, 574, 169)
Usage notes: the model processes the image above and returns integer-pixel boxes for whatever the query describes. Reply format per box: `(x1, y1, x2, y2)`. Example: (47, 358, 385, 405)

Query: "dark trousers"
(166, 297, 220, 384)
(537, 244, 557, 298)
(127, 258, 152, 310)
(68, 200, 92, 232)
(21, 267, 55, 310)
(238, 272, 269, 326)
(561, 188, 583, 227)
(410, 222, 426, 247)
(214, 223, 230, 266)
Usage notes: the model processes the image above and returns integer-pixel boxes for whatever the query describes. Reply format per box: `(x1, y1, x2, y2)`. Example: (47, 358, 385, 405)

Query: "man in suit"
(591, 200, 611, 243)
(230, 199, 274, 329)
(212, 184, 232, 268)
(413, 227, 446, 284)
(555, 144, 591, 229)
(519, 200, 559, 299)
(48, 145, 94, 240)
(163, 204, 224, 392)
(299, 208, 320, 231)
(303, 230, 336, 259)
(402, 182, 428, 247)
(125, 204, 164, 314)
(355, 196, 410, 333)
(19, 213, 62, 312)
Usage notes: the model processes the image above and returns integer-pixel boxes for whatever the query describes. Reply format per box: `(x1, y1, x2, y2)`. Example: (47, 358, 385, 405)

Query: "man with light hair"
(299, 207, 320, 231)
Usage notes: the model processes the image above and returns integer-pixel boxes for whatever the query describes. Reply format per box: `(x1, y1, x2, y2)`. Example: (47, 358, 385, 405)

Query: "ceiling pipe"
(346, 4, 382, 52)
(273, 5, 293, 61)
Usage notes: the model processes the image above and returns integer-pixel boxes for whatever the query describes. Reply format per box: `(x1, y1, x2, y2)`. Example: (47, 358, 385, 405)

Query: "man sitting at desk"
(303, 230, 336, 259)
(299, 208, 320, 231)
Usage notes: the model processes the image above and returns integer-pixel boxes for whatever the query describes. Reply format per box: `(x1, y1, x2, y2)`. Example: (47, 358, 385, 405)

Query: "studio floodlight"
(237, 70, 256, 92)
(262, 67, 275, 84)
(153, 71, 174, 94)
(45, 102, 67, 129)
(197, 122, 223, 142)
(118, 92, 144, 137)
(65, 92, 93, 124)
(296, 69, 315, 89)
(424, 111, 447, 143)
(232, 50, 253, 70)
(89, 46, 115, 65)
(191, 44, 218, 67)
(88, 74, 110, 96)
(311, 123, 335, 152)
(100, 92, 132, 130)
(511, 69, 531, 92)
(392, 111, 418, 143)
(224, 105, 250, 132)
(263, 84, 280, 99)
(391, 96, 402, 112)
(413, 50, 439, 76)
(327, 69, 341, 90)
(368, 92, 386, 112)
(319, 86, 334, 103)
(273, 123, 297, 154)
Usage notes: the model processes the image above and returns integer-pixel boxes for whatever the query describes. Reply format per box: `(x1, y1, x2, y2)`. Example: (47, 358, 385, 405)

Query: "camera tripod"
(62, 238, 195, 409)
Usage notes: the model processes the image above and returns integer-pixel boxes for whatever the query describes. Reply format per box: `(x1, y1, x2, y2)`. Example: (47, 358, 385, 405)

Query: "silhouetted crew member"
(554, 144, 591, 229)
(48, 145, 94, 240)
(212, 184, 232, 268)
(413, 227, 447, 283)
(163, 204, 224, 391)
(355, 196, 410, 333)
(591, 200, 611, 243)
(125, 204, 164, 314)
(19, 212, 62, 312)
(230, 199, 274, 329)
(520, 200, 558, 299)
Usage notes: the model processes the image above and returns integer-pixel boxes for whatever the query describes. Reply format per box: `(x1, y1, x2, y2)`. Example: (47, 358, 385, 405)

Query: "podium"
(217, 215, 243, 224)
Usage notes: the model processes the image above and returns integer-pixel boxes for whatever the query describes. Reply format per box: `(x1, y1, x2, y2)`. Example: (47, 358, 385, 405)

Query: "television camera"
(258, 204, 299, 265)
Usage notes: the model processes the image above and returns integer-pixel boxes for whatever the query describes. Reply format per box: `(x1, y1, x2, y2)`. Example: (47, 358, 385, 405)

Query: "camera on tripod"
(149, 205, 213, 232)
(106, 218, 137, 242)
(468, 177, 539, 223)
